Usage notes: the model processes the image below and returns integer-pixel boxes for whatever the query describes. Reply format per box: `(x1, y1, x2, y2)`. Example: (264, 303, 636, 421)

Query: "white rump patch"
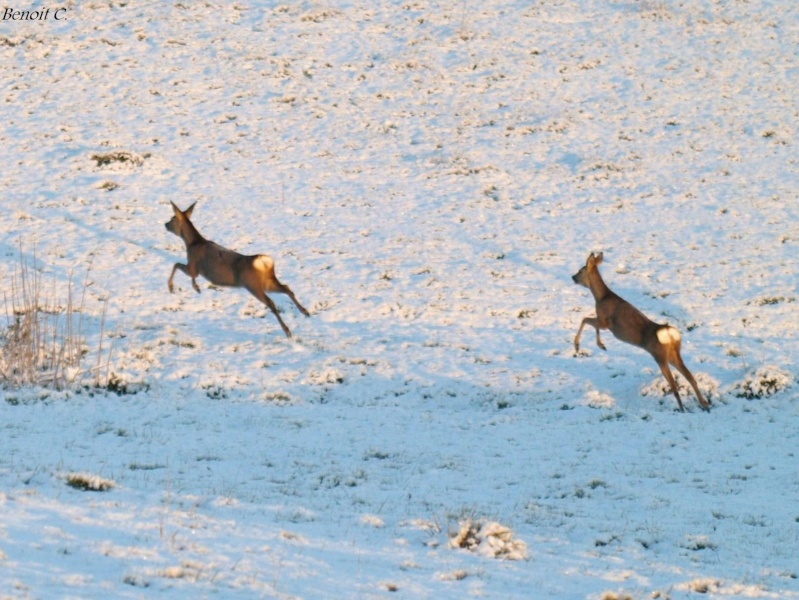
(254, 255, 274, 271)
(656, 326, 681, 344)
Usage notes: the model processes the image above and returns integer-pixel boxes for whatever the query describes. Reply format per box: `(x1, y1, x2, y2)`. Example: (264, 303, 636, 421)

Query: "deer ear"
(594, 252, 604, 265)
(184, 202, 197, 218)
(170, 201, 181, 215)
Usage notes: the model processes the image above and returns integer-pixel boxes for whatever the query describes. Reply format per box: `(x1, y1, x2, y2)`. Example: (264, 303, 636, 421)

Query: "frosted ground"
(1, 1, 798, 598)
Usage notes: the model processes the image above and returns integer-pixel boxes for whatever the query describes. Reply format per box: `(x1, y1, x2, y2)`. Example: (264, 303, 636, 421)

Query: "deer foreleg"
(169, 263, 201, 293)
(575, 317, 605, 353)
(169, 263, 187, 293)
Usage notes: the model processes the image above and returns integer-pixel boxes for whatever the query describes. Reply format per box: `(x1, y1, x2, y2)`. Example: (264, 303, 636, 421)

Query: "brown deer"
(165, 201, 309, 338)
(572, 252, 709, 412)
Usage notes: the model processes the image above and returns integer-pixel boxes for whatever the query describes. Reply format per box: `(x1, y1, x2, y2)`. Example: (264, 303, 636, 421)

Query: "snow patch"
(1, 0, 798, 598)
(584, 389, 616, 409)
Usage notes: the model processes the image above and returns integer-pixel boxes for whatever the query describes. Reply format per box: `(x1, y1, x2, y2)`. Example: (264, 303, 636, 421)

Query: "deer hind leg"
(275, 281, 310, 317)
(670, 352, 711, 411)
(250, 287, 292, 338)
(255, 256, 310, 318)
(169, 263, 201, 293)
(575, 317, 606, 353)
(656, 359, 685, 412)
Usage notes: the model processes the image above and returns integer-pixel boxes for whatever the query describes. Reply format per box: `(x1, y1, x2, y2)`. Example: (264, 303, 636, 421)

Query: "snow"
(1, 1, 798, 598)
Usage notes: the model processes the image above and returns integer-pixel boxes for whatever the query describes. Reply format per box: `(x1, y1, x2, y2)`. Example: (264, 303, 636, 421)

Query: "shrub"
(733, 366, 793, 399)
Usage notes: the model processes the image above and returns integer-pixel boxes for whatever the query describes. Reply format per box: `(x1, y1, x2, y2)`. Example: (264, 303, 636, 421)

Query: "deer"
(572, 252, 710, 412)
(165, 201, 309, 338)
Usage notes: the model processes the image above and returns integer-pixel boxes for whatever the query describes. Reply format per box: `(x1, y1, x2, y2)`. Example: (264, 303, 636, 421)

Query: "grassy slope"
(1, 2, 797, 598)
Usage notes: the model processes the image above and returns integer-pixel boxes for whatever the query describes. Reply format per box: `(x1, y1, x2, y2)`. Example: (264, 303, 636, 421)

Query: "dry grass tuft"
(66, 472, 116, 492)
(450, 517, 528, 560)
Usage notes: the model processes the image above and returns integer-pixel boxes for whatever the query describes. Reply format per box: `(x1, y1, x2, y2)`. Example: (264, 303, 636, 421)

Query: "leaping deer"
(165, 201, 309, 338)
(572, 252, 710, 412)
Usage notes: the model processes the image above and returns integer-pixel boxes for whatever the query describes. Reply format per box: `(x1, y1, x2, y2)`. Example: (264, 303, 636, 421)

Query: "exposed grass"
(90, 150, 148, 167)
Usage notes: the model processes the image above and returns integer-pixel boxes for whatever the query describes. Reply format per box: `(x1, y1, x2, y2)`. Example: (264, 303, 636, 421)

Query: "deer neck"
(589, 272, 613, 302)
(181, 222, 205, 247)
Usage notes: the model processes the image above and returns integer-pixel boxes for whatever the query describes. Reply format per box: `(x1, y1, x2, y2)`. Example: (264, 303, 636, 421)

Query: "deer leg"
(575, 317, 605, 353)
(169, 263, 190, 293)
(574, 320, 586, 353)
(277, 283, 310, 317)
(595, 326, 606, 351)
(264, 294, 292, 338)
(251, 288, 292, 338)
(171, 263, 202, 293)
(657, 360, 685, 412)
(184, 261, 202, 293)
(671, 354, 711, 411)
(259, 265, 309, 318)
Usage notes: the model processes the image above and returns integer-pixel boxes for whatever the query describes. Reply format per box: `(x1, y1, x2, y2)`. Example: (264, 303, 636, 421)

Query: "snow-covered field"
(2, 1, 798, 598)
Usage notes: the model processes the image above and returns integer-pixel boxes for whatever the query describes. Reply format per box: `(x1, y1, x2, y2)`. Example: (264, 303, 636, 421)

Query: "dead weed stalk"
(1, 243, 112, 390)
